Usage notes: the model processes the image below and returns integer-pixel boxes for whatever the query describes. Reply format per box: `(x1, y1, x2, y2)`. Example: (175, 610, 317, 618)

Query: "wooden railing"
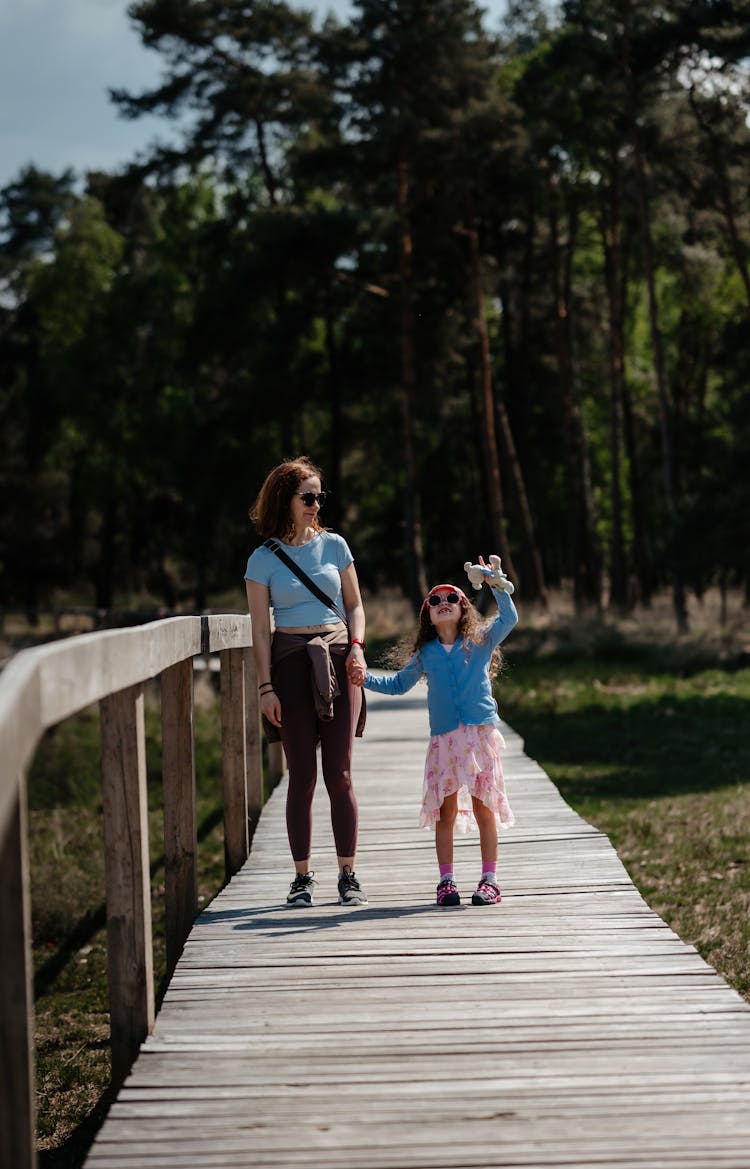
(0, 614, 282, 1169)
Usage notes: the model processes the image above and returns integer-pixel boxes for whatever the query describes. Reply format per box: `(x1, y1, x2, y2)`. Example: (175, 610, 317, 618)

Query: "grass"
(14, 586, 750, 1164)
(498, 652, 750, 1001)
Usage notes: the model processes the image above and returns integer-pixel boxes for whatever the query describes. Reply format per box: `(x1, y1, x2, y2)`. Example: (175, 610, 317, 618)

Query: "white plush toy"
(464, 555, 515, 595)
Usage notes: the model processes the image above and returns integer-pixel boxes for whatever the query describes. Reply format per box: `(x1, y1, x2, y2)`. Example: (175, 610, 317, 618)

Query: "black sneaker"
(338, 866, 368, 905)
(287, 871, 316, 907)
(436, 876, 461, 906)
(471, 876, 502, 906)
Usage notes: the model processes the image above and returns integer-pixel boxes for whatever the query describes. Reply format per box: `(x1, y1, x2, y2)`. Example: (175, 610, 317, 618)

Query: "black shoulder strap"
(264, 538, 349, 628)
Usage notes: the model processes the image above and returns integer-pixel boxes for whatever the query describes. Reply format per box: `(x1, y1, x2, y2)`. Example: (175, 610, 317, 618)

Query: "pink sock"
(481, 860, 497, 878)
(439, 863, 454, 878)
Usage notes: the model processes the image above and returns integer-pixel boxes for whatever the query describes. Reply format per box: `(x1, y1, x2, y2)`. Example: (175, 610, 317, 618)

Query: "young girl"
(355, 556, 517, 906)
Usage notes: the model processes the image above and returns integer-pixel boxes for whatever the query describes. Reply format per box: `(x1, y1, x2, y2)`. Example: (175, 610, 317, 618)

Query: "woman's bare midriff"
(275, 622, 347, 635)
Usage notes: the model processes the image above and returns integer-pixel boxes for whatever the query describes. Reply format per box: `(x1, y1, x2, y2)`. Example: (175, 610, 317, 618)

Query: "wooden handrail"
(0, 614, 281, 1169)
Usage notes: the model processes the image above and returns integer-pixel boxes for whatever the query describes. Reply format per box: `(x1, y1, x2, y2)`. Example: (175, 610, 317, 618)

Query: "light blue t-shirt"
(244, 531, 353, 627)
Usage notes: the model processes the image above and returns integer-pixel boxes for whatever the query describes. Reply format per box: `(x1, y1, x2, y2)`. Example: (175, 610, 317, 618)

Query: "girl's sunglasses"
(297, 491, 327, 506)
(426, 591, 461, 607)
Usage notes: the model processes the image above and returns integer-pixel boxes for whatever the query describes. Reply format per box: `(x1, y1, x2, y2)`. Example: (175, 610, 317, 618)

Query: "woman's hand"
(340, 563, 367, 685)
(346, 644, 367, 685)
(260, 688, 282, 727)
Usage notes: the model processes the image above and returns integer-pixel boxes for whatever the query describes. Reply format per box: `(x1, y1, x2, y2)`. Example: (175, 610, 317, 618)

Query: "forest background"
(3, 0, 750, 630)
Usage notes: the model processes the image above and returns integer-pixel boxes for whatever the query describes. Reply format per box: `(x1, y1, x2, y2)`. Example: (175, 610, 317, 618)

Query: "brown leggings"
(272, 648, 361, 862)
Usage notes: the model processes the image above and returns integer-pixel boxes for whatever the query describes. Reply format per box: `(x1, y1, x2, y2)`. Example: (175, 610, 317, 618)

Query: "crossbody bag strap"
(264, 538, 349, 629)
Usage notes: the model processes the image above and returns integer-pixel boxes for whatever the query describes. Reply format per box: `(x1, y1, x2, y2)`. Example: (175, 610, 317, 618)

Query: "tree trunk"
(498, 251, 548, 601)
(96, 497, 117, 611)
(600, 154, 629, 611)
(631, 130, 688, 632)
(495, 394, 548, 606)
(396, 146, 428, 607)
(621, 375, 655, 606)
(454, 223, 517, 583)
(548, 174, 601, 612)
(621, 5, 688, 632)
(324, 301, 343, 534)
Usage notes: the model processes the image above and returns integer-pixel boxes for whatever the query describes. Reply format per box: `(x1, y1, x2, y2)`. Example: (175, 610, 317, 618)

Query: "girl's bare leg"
(435, 792, 458, 866)
(472, 795, 498, 865)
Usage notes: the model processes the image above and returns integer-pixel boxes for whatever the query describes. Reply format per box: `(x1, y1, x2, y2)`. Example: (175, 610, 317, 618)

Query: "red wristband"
(350, 638, 365, 650)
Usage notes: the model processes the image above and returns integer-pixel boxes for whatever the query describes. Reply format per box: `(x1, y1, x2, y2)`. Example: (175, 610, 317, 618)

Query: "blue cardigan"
(364, 587, 518, 736)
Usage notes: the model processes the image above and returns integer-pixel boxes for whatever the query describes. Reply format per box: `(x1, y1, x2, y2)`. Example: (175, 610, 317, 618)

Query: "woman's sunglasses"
(426, 591, 461, 607)
(297, 491, 327, 507)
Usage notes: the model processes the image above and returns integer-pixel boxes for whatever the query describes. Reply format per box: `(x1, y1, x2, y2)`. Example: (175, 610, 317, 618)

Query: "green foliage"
(32, 199, 124, 354)
(1, 0, 750, 625)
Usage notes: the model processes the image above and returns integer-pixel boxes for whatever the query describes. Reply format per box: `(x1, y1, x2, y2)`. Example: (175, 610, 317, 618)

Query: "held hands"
(262, 645, 367, 725)
(347, 645, 367, 687)
(464, 554, 515, 595)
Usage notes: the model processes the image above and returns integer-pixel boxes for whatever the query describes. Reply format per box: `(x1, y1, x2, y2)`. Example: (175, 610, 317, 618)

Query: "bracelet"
(350, 638, 365, 651)
(258, 681, 272, 690)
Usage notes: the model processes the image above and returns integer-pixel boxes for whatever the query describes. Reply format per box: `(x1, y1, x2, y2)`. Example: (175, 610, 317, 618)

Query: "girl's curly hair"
(382, 590, 503, 679)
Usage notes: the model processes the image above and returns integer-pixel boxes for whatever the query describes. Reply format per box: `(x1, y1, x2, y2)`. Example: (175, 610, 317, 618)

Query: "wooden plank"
(0, 784, 36, 1169)
(0, 653, 43, 842)
(219, 648, 248, 878)
(1, 618, 205, 839)
(205, 614, 253, 652)
(40, 617, 202, 727)
(242, 647, 263, 825)
(100, 683, 155, 1086)
(160, 659, 198, 977)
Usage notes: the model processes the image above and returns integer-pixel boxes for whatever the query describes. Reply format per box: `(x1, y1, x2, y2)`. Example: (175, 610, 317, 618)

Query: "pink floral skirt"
(421, 722, 514, 833)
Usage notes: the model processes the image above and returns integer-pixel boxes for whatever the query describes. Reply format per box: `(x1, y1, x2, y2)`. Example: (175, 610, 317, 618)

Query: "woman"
(245, 456, 368, 907)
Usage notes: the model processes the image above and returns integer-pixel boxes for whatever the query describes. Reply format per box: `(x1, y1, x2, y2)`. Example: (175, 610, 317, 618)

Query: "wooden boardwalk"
(86, 685, 750, 1168)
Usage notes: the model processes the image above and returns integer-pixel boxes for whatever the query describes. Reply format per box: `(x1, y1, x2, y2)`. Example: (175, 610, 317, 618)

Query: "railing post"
(243, 648, 264, 828)
(219, 648, 249, 880)
(0, 783, 37, 1169)
(160, 659, 198, 979)
(99, 683, 155, 1087)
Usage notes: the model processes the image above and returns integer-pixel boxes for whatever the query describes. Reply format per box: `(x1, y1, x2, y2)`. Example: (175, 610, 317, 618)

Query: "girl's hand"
(260, 689, 282, 727)
(465, 555, 515, 594)
(484, 554, 515, 594)
(349, 662, 367, 686)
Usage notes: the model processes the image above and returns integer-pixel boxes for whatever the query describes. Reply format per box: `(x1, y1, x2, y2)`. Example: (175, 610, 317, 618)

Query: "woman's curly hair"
(382, 590, 503, 680)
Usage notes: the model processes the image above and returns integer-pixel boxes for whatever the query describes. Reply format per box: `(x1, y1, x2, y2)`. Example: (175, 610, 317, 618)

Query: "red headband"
(421, 584, 468, 613)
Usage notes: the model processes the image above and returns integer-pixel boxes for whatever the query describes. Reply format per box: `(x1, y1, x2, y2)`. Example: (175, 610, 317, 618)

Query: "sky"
(0, 0, 511, 191)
